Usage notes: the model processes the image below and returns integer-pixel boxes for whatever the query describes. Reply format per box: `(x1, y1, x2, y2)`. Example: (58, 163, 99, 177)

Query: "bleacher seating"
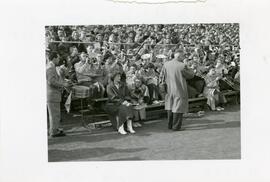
(64, 90, 239, 129)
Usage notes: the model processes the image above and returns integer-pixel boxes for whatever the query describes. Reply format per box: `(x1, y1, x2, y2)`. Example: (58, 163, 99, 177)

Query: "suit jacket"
(46, 62, 64, 102)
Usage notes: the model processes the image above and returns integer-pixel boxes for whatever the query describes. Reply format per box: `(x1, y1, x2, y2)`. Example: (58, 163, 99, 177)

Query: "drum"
(72, 85, 90, 99)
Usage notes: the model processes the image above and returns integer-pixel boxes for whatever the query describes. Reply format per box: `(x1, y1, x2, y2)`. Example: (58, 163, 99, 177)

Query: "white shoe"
(128, 128, 136, 134)
(216, 106, 224, 111)
(153, 100, 159, 104)
(118, 124, 127, 135)
(127, 120, 136, 134)
(137, 123, 142, 127)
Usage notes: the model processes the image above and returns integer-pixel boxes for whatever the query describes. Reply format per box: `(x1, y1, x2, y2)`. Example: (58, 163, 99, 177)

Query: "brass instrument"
(221, 65, 240, 91)
(221, 77, 240, 91)
(195, 66, 240, 91)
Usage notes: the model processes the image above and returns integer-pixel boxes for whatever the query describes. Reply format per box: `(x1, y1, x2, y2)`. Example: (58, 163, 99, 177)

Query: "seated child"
(130, 77, 150, 127)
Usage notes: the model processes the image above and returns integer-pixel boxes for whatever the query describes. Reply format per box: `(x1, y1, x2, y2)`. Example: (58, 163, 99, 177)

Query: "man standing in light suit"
(47, 51, 70, 138)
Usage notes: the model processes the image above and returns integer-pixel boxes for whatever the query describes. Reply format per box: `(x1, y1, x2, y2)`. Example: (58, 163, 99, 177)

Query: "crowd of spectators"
(45, 23, 240, 111)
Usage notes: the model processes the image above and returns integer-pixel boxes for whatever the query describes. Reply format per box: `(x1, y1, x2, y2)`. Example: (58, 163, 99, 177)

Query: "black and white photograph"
(46, 23, 241, 161)
(2, 0, 270, 182)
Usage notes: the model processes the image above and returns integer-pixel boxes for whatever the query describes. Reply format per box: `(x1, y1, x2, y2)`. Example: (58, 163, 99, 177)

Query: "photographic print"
(46, 23, 241, 162)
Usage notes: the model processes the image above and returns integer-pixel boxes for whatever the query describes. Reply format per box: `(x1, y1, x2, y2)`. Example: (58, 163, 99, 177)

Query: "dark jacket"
(104, 82, 134, 129)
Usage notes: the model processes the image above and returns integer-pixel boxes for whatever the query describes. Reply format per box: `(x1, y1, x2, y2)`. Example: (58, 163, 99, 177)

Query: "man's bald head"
(174, 49, 185, 62)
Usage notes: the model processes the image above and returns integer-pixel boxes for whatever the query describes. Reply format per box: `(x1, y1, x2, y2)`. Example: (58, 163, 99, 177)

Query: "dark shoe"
(51, 132, 66, 137)
(168, 125, 172, 130)
(57, 128, 64, 132)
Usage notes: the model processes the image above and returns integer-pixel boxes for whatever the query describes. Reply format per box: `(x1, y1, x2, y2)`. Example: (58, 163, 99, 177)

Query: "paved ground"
(48, 105, 241, 162)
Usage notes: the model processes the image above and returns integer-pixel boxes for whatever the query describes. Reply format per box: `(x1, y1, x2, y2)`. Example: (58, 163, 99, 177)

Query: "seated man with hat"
(142, 63, 160, 104)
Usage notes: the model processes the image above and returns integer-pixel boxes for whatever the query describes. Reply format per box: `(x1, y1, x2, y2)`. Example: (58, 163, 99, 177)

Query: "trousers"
(133, 107, 146, 121)
(47, 102, 61, 136)
(167, 110, 183, 130)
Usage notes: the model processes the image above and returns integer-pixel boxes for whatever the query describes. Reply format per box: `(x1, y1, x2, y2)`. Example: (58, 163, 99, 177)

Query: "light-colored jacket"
(46, 62, 65, 102)
(161, 59, 194, 113)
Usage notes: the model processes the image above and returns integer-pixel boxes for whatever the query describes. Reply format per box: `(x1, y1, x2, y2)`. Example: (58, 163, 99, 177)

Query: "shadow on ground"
(48, 132, 129, 145)
(134, 118, 240, 136)
(48, 105, 240, 158)
(184, 120, 240, 130)
(49, 118, 240, 145)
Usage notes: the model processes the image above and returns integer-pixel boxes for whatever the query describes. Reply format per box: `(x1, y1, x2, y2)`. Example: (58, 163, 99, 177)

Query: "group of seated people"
(46, 24, 240, 135)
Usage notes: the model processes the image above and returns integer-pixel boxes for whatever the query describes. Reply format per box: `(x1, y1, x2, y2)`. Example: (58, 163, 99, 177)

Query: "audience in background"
(46, 23, 240, 112)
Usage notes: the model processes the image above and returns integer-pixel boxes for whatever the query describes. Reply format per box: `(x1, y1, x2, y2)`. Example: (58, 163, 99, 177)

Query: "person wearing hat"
(142, 63, 160, 104)
(160, 49, 194, 131)
(104, 71, 136, 135)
